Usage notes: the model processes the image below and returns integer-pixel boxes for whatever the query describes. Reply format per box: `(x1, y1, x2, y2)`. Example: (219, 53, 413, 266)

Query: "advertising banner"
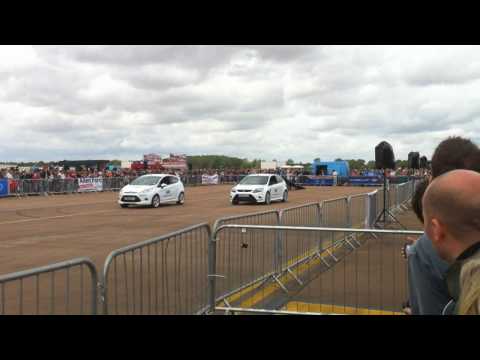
(201, 174, 219, 185)
(78, 177, 103, 192)
(162, 154, 188, 169)
(0, 179, 8, 197)
(299, 176, 335, 186)
(348, 176, 383, 186)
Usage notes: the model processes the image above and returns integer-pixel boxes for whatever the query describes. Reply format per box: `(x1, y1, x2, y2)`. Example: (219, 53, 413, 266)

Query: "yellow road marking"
(284, 301, 404, 315)
(237, 240, 345, 308)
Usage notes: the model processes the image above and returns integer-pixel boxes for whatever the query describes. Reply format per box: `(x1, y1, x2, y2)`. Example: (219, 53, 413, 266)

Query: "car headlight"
(140, 188, 154, 194)
(252, 188, 264, 193)
(231, 187, 237, 192)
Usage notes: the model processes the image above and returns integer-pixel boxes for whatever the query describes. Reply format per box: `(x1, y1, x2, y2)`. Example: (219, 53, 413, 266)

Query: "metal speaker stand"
(374, 169, 405, 229)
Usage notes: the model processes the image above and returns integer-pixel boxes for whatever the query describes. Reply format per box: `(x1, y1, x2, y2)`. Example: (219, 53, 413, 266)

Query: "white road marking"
(0, 209, 118, 225)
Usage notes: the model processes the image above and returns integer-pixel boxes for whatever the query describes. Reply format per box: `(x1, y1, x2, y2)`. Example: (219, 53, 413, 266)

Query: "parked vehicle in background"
(118, 174, 185, 208)
(230, 174, 287, 205)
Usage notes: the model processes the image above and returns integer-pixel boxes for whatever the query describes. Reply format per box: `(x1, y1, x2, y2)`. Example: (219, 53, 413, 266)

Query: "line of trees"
(187, 155, 261, 170)
(334, 158, 409, 170)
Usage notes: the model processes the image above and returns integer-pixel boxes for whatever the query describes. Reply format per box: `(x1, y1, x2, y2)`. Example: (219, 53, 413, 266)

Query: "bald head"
(424, 169, 480, 240)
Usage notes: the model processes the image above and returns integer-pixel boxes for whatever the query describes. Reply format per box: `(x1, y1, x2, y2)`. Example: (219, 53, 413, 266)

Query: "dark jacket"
(407, 233, 453, 315)
(446, 242, 480, 315)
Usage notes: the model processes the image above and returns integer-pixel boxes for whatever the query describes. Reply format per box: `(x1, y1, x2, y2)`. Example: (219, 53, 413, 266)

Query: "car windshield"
(130, 176, 161, 186)
(239, 176, 269, 185)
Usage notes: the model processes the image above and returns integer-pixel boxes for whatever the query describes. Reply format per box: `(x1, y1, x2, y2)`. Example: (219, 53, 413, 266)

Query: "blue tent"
(312, 160, 350, 177)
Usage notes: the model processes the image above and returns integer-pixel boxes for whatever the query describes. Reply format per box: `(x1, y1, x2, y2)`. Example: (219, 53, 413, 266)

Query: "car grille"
(121, 195, 141, 202)
(237, 189, 251, 192)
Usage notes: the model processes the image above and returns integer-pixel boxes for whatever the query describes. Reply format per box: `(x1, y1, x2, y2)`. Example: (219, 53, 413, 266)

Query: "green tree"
(286, 159, 295, 165)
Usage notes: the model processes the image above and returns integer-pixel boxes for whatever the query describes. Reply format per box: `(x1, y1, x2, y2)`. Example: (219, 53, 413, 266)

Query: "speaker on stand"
(374, 141, 405, 229)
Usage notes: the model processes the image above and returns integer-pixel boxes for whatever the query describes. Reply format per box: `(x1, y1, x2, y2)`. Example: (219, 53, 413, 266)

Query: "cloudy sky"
(1, 45, 479, 163)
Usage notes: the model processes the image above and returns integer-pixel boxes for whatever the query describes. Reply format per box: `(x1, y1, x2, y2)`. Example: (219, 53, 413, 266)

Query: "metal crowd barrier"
(322, 197, 350, 228)
(14, 179, 49, 196)
(0, 181, 417, 315)
(102, 177, 131, 191)
(208, 225, 423, 315)
(102, 223, 211, 315)
(348, 194, 369, 228)
(213, 210, 280, 233)
(47, 179, 78, 194)
(0, 258, 98, 315)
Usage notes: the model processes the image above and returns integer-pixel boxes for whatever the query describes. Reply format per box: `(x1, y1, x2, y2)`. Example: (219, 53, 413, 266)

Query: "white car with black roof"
(118, 174, 185, 208)
(230, 174, 288, 205)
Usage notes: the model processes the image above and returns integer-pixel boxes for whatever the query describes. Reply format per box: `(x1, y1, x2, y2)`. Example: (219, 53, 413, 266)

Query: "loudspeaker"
(420, 156, 428, 169)
(375, 141, 396, 169)
(408, 152, 420, 169)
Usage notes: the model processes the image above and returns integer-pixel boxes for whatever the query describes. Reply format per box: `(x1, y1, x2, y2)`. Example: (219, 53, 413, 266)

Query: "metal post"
(207, 232, 217, 314)
(346, 197, 352, 228)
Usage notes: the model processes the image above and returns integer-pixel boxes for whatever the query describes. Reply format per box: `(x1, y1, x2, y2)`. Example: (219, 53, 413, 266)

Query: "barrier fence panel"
(14, 179, 49, 196)
(46, 179, 78, 194)
(102, 177, 131, 191)
(376, 187, 384, 220)
(366, 191, 378, 228)
(278, 203, 323, 279)
(322, 197, 349, 228)
(388, 183, 397, 211)
(213, 210, 280, 233)
(279, 203, 321, 227)
(209, 225, 423, 315)
(0, 258, 98, 315)
(102, 223, 210, 315)
(348, 194, 369, 229)
(208, 226, 279, 313)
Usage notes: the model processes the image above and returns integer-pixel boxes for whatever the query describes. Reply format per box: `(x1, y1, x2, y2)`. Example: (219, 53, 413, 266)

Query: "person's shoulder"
(416, 233, 450, 274)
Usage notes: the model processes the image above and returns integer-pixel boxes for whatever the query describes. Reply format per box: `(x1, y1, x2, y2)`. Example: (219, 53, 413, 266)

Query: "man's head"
(431, 136, 480, 179)
(412, 179, 430, 224)
(423, 170, 480, 263)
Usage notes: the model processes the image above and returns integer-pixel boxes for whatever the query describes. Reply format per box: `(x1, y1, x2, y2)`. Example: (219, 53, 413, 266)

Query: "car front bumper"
(118, 193, 154, 206)
(230, 192, 265, 203)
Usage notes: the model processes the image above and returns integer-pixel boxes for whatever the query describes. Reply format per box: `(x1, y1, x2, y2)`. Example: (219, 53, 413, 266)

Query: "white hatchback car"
(230, 174, 288, 205)
(118, 174, 185, 208)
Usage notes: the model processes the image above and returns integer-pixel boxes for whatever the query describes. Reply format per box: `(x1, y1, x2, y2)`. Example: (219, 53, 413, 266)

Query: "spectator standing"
(407, 136, 480, 315)
(423, 170, 480, 315)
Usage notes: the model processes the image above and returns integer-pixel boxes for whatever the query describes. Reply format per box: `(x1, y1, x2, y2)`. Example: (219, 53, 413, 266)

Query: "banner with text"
(78, 177, 103, 192)
(201, 174, 219, 185)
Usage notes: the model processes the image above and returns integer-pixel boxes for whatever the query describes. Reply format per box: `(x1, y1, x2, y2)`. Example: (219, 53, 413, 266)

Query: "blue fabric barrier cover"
(348, 176, 383, 186)
(0, 179, 9, 197)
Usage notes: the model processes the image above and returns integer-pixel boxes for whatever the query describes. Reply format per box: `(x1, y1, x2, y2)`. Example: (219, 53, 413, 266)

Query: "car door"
(168, 176, 180, 200)
(157, 176, 170, 202)
(162, 176, 176, 201)
(268, 175, 280, 200)
(276, 175, 286, 195)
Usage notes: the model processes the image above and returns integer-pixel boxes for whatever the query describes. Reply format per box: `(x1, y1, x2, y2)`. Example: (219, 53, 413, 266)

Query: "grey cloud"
(1, 45, 480, 163)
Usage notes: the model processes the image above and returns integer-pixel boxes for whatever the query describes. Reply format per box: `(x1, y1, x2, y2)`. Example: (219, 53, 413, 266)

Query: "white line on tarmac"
(0, 209, 118, 226)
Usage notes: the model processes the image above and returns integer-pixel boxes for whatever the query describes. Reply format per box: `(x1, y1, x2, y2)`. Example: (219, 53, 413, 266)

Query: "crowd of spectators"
(0, 166, 138, 180)
(404, 136, 480, 315)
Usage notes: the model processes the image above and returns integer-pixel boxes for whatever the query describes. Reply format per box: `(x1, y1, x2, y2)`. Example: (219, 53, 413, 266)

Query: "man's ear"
(430, 218, 446, 244)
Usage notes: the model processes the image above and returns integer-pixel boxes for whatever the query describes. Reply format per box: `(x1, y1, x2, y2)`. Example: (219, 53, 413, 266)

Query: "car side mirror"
(158, 183, 165, 188)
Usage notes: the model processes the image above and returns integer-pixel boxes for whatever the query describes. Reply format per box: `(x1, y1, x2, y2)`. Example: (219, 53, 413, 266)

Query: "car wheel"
(151, 194, 161, 208)
(120, 204, 128, 208)
(265, 192, 271, 205)
(282, 190, 288, 202)
(232, 197, 239, 205)
(177, 192, 185, 205)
